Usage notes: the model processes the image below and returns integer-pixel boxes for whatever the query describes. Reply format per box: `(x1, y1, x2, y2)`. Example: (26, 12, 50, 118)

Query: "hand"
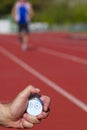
(0, 85, 51, 129)
(37, 95, 50, 120)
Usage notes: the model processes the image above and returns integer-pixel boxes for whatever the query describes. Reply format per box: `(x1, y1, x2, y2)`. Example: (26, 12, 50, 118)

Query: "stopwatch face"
(26, 97, 43, 116)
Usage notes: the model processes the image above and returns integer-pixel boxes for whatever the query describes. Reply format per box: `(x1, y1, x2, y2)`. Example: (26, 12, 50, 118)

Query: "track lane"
(0, 52, 87, 130)
(0, 32, 87, 130)
(0, 33, 87, 103)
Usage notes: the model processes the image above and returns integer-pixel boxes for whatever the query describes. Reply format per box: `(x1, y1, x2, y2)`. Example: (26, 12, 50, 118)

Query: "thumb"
(10, 85, 40, 114)
(19, 85, 40, 99)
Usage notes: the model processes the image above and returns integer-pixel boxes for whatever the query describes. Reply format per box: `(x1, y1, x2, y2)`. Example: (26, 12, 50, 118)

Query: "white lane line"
(54, 43, 87, 52)
(0, 46, 87, 112)
(38, 47, 87, 65)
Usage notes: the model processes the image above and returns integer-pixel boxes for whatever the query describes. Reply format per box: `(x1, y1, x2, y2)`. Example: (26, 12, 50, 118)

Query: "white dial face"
(27, 97, 43, 116)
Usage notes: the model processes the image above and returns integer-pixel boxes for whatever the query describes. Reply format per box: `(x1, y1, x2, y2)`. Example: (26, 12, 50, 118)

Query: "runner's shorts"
(18, 23, 29, 33)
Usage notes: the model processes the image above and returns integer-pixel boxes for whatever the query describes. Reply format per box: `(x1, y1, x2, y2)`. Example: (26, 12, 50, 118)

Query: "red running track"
(0, 32, 87, 130)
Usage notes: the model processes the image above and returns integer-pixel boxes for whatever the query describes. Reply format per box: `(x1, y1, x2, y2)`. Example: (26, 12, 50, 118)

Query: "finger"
(22, 118, 34, 128)
(23, 113, 40, 124)
(37, 111, 49, 119)
(40, 96, 51, 111)
(19, 85, 40, 99)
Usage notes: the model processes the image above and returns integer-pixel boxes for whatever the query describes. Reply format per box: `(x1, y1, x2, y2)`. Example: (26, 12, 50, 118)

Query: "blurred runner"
(11, 0, 34, 51)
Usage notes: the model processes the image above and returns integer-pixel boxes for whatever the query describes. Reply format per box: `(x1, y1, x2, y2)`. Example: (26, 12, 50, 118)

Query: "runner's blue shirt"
(18, 6, 28, 23)
(15, 2, 30, 24)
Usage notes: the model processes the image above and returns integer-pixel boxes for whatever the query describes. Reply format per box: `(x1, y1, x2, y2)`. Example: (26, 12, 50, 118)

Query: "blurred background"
(0, 0, 87, 33)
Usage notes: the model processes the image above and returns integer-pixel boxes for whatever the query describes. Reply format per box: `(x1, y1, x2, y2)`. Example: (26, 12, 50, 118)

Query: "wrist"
(0, 103, 11, 127)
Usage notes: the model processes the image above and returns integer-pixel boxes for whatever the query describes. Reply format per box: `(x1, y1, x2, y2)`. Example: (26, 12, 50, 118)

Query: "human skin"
(0, 85, 51, 129)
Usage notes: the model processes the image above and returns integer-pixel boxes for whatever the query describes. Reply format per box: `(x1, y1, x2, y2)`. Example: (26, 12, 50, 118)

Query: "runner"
(11, 0, 34, 51)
